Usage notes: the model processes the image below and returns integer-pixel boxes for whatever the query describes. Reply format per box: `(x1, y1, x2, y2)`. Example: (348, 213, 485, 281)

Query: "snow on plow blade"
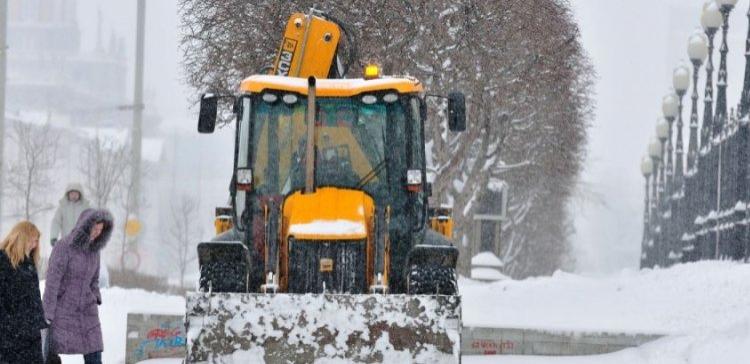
(185, 292, 461, 363)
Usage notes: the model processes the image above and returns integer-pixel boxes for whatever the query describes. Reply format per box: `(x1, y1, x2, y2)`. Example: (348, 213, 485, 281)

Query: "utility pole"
(130, 0, 146, 244)
(0, 1, 7, 233)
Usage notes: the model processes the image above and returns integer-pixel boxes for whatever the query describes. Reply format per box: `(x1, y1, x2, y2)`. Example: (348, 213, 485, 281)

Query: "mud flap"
(185, 293, 461, 363)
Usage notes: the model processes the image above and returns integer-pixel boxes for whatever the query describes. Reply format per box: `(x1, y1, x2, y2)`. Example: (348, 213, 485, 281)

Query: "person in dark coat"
(43, 209, 113, 364)
(0, 221, 47, 364)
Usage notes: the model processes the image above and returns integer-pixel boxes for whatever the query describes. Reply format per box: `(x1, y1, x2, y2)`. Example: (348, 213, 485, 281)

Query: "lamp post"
(649, 137, 664, 266)
(641, 156, 654, 268)
(687, 31, 709, 170)
(701, 2, 722, 146)
(649, 137, 664, 208)
(740, 1, 750, 116)
(656, 119, 670, 198)
(714, 0, 738, 135)
(713, 0, 737, 259)
(662, 94, 679, 196)
(673, 69, 690, 189)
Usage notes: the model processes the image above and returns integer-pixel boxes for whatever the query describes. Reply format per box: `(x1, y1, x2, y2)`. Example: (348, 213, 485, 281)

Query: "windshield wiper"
(356, 127, 388, 189)
(356, 159, 387, 189)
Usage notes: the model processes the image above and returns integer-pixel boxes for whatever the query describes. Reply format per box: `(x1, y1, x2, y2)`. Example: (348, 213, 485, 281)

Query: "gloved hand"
(50, 238, 57, 246)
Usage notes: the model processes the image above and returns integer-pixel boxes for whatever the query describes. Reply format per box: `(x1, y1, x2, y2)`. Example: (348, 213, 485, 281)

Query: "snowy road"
(57, 261, 750, 364)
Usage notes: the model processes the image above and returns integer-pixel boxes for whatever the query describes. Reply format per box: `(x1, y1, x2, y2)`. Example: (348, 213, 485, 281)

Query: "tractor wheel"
(199, 260, 247, 293)
(406, 264, 458, 295)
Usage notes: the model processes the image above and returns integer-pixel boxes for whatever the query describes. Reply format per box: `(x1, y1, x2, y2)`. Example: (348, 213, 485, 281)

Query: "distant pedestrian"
(50, 183, 91, 246)
(0, 221, 47, 364)
(43, 209, 113, 364)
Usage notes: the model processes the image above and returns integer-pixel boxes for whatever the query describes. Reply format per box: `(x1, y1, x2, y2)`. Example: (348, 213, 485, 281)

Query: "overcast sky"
(73, 0, 750, 274)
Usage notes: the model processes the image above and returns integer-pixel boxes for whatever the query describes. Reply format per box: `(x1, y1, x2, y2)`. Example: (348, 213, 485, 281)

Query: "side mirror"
(198, 93, 218, 133)
(447, 91, 466, 132)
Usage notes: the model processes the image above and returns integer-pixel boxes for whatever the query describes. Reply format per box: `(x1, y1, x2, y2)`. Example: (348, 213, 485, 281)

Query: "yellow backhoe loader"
(186, 10, 466, 363)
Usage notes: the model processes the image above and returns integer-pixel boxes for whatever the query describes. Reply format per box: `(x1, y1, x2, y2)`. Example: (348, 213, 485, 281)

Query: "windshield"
(249, 94, 408, 201)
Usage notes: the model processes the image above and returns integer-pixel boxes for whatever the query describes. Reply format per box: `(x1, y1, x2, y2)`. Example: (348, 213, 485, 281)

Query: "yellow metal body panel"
(430, 217, 453, 239)
(282, 187, 374, 241)
(214, 217, 233, 235)
(272, 13, 341, 78)
(240, 75, 423, 97)
(279, 187, 376, 291)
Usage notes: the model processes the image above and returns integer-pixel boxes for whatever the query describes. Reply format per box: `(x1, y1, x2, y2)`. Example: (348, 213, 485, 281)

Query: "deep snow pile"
(462, 261, 750, 363)
(55, 287, 184, 364)
(54, 261, 750, 363)
(461, 261, 750, 334)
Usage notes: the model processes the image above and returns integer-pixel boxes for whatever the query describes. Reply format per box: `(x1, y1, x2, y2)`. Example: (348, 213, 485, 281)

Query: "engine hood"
(283, 187, 374, 241)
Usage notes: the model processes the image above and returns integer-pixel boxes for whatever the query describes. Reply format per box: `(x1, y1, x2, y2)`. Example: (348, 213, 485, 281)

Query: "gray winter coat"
(43, 209, 113, 355)
(50, 183, 91, 242)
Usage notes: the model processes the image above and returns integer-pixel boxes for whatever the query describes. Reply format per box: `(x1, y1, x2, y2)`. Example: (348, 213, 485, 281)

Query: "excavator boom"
(271, 12, 341, 78)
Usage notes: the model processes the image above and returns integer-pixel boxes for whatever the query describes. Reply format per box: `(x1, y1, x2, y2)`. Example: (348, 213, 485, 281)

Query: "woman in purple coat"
(43, 209, 113, 364)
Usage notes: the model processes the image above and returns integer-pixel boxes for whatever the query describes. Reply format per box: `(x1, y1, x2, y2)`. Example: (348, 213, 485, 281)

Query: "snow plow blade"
(185, 292, 461, 363)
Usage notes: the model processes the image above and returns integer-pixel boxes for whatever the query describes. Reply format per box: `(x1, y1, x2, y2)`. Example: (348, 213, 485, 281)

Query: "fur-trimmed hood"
(69, 208, 114, 252)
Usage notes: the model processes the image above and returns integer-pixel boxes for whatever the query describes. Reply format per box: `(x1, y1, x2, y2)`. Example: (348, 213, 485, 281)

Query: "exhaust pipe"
(305, 76, 316, 194)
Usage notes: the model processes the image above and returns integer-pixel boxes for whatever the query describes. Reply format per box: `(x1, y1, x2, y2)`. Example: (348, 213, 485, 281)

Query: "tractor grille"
(288, 239, 367, 294)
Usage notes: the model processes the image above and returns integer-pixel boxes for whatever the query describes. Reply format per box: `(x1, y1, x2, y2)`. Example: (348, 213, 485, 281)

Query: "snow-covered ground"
(462, 261, 750, 363)
(53, 288, 184, 364)
(56, 261, 750, 363)
(462, 261, 750, 334)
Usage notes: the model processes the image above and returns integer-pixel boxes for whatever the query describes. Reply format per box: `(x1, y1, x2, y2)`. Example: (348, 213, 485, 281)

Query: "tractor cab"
(197, 72, 465, 294)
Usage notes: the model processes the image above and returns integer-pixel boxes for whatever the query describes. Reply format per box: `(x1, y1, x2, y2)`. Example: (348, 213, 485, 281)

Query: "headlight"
(283, 94, 298, 104)
(236, 168, 253, 191)
(262, 93, 278, 103)
(383, 93, 398, 103)
(407, 170, 423, 192)
(361, 94, 377, 105)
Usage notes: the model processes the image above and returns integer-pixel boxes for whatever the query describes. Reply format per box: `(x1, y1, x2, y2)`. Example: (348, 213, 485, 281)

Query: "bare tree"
(79, 137, 130, 208)
(166, 194, 200, 288)
(5, 121, 60, 221)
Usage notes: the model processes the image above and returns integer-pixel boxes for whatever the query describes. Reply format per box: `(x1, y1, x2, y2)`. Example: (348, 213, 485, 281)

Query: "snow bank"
(461, 261, 750, 363)
(469, 318, 750, 364)
(471, 252, 504, 267)
(53, 261, 750, 363)
(470, 267, 508, 281)
(461, 261, 750, 334)
(54, 287, 184, 364)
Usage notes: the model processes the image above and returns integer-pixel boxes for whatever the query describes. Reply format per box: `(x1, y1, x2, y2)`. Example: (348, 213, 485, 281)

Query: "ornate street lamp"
(673, 65, 690, 189)
(740, 1, 750, 117)
(649, 136, 664, 265)
(687, 31, 708, 169)
(713, 0, 738, 135)
(641, 155, 655, 267)
(649, 135, 664, 224)
(662, 94, 679, 195)
(701, 1, 722, 146)
(656, 119, 670, 201)
(641, 156, 654, 243)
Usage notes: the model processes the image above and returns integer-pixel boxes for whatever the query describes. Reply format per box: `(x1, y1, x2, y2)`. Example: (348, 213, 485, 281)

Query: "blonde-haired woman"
(0, 221, 47, 364)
